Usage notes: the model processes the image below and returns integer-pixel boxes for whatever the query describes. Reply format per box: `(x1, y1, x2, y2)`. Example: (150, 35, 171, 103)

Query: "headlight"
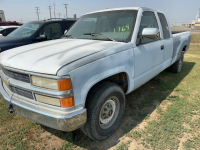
(31, 76, 72, 91)
(35, 94, 61, 106)
(35, 94, 74, 108)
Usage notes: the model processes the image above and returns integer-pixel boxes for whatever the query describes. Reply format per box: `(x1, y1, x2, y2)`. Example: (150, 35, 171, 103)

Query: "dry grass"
(191, 33, 200, 43)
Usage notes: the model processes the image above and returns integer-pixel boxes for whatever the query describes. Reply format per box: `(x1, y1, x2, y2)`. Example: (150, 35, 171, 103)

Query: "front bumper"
(0, 79, 87, 132)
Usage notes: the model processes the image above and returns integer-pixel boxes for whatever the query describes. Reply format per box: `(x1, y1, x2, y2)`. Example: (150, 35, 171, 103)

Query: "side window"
(4, 28, 16, 36)
(158, 13, 170, 39)
(39, 23, 62, 40)
(0, 29, 5, 35)
(138, 11, 159, 44)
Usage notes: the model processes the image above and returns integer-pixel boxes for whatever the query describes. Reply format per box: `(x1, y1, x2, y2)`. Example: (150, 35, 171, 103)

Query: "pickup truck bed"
(172, 30, 190, 34)
(171, 31, 191, 63)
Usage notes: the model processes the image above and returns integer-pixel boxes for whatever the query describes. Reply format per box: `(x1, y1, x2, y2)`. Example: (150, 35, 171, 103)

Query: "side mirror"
(64, 30, 68, 34)
(36, 35, 47, 41)
(142, 28, 160, 39)
(0, 34, 3, 37)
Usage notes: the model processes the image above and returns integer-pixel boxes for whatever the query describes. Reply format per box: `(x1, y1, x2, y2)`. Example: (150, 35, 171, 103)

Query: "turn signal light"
(58, 79, 72, 91)
(60, 97, 75, 108)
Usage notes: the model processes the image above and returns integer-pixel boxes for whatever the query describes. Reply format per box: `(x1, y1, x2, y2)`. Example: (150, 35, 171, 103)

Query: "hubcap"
(99, 97, 120, 129)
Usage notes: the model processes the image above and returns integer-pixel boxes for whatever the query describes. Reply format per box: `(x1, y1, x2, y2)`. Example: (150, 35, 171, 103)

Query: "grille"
(10, 86, 34, 100)
(2, 67, 30, 83)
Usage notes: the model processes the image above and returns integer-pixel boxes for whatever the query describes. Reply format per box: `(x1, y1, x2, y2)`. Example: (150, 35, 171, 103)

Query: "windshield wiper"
(83, 33, 116, 42)
(63, 35, 76, 39)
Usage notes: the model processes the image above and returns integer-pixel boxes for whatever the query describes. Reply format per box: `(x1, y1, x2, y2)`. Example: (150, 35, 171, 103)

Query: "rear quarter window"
(157, 13, 170, 39)
(62, 21, 76, 31)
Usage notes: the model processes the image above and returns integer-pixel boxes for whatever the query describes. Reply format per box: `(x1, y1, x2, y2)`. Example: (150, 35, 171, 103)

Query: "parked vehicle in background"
(0, 10, 6, 22)
(0, 26, 19, 36)
(0, 21, 21, 26)
(0, 7, 191, 140)
(0, 18, 76, 52)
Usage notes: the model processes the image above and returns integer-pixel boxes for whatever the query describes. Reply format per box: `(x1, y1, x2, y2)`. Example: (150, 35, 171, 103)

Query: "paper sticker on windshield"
(22, 30, 32, 37)
(114, 24, 130, 33)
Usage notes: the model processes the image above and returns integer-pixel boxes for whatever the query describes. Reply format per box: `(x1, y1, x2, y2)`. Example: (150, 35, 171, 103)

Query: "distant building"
(0, 10, 6, 21)
(192, 9, 200, 29)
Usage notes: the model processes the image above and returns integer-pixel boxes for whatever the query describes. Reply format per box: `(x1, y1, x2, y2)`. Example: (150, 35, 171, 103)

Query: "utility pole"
(35, 7, 40, 20)
(48, 6, 52, 19)
(53, 2, 56, 18)
(63, 4, 68, 18)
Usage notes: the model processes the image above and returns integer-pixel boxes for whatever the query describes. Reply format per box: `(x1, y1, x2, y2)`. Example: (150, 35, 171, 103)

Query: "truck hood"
(0, 39, 129, 75)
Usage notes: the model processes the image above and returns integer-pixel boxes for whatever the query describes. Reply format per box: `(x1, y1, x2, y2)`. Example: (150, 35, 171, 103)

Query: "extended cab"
(0, 7, 191, 140)
(0, 19, 76, 52)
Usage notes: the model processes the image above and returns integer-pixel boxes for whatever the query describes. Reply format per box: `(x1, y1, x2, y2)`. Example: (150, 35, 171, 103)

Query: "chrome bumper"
(0, 79, 87, 132)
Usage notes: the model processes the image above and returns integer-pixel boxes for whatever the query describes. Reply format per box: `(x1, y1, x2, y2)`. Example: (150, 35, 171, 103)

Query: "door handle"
(161, 45, 164, 50)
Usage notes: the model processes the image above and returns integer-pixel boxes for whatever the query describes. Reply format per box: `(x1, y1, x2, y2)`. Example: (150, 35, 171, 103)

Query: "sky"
(0, 0, 199, 24)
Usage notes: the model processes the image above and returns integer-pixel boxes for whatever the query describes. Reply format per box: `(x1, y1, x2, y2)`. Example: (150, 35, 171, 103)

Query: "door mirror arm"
(136, 34, 143, 46)
(36, 35, 47, 41)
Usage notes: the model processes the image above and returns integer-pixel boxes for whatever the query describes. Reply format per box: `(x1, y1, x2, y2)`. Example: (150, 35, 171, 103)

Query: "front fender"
(58, 49, 135, 108)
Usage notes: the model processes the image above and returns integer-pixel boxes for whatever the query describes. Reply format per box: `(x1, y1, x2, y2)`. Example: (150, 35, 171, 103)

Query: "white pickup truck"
(0, 7, 191, 140)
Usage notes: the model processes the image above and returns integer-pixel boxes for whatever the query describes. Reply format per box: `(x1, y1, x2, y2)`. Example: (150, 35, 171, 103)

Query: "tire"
(81, 82, 125, 141)
(171, 53, 184, 73)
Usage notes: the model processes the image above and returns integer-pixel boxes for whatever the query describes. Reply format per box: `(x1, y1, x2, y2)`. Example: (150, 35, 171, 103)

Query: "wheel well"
(100, 72, 128, 93)
(85, 72, 128, 105)
(182, 45, 187, 53)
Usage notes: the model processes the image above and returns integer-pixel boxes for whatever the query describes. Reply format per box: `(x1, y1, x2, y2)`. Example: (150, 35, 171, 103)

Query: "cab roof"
(84, 7, 158, 15)
(25, 18, 77, 25)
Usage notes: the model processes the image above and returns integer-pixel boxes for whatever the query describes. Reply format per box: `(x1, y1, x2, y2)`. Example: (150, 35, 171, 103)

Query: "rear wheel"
(171, 53, 184, 73)
(81, 82, 125, 141)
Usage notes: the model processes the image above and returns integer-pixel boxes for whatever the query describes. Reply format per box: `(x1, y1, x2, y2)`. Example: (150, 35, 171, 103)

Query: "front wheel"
(81, 82, 125, 141)
(171, 53, 184, 73)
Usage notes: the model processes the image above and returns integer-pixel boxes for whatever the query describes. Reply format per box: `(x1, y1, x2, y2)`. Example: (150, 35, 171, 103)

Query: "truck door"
(134, 11, 164, 89)
(157, 13, 173, 70)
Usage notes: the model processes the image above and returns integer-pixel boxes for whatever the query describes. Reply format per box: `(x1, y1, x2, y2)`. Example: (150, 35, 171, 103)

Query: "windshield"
(63, 10, 138, 42)
(7, 22, 42, 38)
